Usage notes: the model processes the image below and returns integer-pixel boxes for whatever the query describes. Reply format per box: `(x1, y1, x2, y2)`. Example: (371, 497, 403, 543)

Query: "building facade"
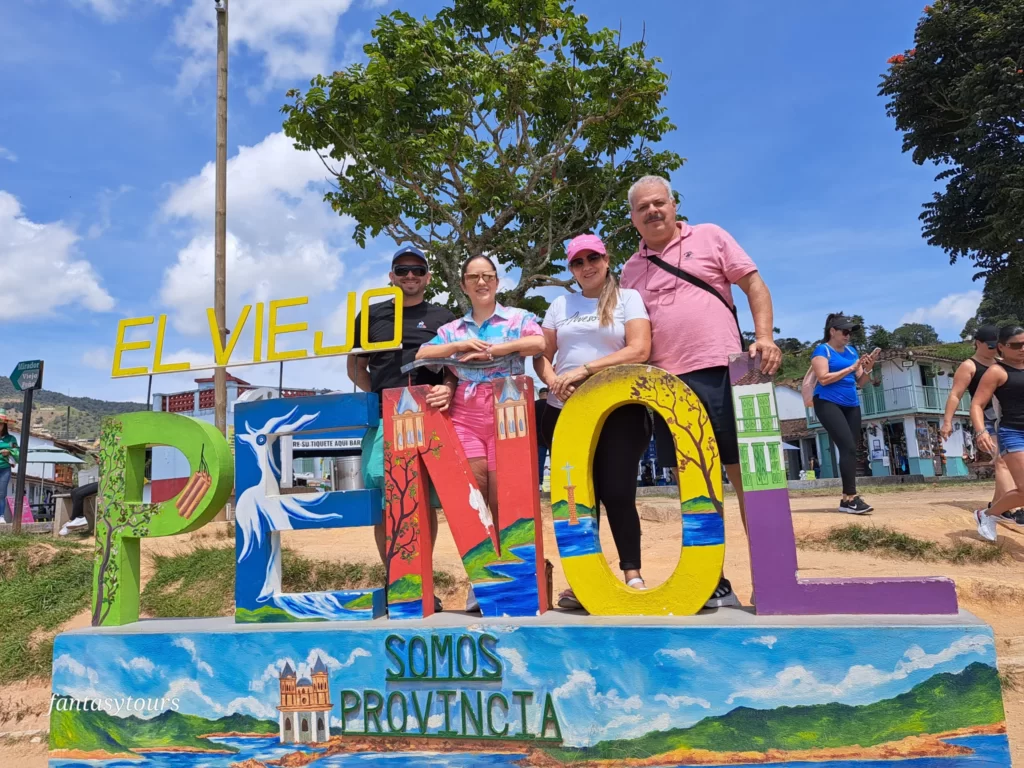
(277, 657, 332, 744)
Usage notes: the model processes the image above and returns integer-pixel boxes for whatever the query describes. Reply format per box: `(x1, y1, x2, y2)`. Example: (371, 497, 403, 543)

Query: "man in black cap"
(940, 325, 1021, 523)
(349, 245, 457, 610)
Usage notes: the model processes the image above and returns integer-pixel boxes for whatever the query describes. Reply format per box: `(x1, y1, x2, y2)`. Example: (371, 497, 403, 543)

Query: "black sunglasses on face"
(394, 265, 427, 277)
(569, 253, 604, 270)
(836, 328, 852, 336)
(1004, 341, 1024, 351)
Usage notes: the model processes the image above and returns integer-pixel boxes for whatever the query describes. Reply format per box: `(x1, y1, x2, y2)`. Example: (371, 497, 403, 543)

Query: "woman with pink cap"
(536, 233, 653, 609)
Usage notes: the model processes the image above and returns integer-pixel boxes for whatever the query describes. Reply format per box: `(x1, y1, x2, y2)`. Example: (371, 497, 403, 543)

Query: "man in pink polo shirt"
(621, 175, 781, 609)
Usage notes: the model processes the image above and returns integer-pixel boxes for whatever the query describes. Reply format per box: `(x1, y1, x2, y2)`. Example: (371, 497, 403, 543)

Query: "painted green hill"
(49, 697, 277, 755)
(680, 496, 717, 513)
(463, 518, 537, 581)
(551, 499, 595, 521)
(546, 662, 1003, 762)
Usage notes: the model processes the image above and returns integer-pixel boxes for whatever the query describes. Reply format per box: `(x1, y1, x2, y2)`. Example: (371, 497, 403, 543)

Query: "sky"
(52, 624, 996, 746)
(0, 0, 983, 404)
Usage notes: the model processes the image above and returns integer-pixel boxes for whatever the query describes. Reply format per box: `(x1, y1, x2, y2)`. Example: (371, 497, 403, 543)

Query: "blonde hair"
(597, 270, 619, 328)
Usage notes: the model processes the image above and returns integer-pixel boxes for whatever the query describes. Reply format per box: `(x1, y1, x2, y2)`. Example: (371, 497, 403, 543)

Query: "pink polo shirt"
(620, 221, 757, 374)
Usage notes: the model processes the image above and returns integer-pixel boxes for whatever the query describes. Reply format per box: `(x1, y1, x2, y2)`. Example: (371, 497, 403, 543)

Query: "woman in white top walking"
(536, 234, 652, 609)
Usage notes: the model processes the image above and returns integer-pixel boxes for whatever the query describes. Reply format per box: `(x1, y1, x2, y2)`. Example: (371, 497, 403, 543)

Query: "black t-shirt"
(534, 398, 548, 430)
(353, 299, 456, 394)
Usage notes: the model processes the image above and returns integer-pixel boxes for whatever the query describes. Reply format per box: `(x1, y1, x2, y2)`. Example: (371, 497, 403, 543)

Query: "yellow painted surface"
(551, 364, 725, 615)
(359, 287, 404, 351)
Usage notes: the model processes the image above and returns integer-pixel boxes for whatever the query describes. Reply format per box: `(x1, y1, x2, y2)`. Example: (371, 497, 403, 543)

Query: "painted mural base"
(49, 610, 1010, 767)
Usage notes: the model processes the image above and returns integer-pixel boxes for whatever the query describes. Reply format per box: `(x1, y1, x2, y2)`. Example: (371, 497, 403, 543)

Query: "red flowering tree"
(879, 0, 1024, 296)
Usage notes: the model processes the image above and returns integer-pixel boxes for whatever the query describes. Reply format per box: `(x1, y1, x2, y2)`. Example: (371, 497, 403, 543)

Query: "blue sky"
(0, 0, 981, 403)
(52, 624, 996, 747)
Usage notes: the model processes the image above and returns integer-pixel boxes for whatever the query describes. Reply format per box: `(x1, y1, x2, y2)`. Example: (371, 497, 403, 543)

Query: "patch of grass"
(0, 535, 94, 684)
(141, 545, 459, 619)
(801, 524, 1006, 565)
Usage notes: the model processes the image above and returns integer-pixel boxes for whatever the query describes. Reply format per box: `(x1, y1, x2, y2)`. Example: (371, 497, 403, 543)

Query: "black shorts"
(652, 366, 740, 467)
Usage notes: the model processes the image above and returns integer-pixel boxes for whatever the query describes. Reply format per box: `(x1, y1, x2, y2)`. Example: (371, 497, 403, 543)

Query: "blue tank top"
(813, 343, 859, 408)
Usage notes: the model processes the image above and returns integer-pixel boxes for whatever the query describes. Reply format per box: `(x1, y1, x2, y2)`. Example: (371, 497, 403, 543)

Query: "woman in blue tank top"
(971, 325, 1024, 540)
(810, 314, 879, 515)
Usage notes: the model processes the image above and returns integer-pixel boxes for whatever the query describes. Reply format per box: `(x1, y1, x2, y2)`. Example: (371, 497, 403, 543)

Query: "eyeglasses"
(569, 253, 604, 270)
(393, 265, 427, 277)
(464, 273, 497, 284)
(836, 328, 852, 336)
(1004, 341, 1024, 350)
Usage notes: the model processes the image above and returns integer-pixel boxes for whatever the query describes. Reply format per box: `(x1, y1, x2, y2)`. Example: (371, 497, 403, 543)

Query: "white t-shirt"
(541, 288, 650, 408)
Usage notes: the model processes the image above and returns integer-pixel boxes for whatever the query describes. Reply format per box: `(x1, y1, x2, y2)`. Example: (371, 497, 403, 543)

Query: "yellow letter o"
(550, 365, 725, 615)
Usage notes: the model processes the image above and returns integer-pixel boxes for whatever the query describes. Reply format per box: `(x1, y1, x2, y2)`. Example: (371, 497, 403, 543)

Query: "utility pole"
(213, 0, 229, 436)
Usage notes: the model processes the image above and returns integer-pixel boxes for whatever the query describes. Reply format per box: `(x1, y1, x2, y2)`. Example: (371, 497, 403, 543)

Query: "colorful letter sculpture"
(382, 377, 548, 619)
(92, 412, 233, 626)
(728, 354, 958, 614)
(551, 365, 726, 615)
(234, 393, 386, 622)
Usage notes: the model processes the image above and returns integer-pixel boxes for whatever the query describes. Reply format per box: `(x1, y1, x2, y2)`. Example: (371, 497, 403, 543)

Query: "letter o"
(360, 287, 404, 351)
(550, 365, 725, 615)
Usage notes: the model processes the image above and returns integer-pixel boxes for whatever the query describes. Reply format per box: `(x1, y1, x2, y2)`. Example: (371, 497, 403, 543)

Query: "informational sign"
(10, 360, 44, 392)
(292, 437, 363, 451)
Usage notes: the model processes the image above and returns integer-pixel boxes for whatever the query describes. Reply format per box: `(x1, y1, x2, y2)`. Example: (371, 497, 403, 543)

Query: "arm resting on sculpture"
(735, 270, 781, 374)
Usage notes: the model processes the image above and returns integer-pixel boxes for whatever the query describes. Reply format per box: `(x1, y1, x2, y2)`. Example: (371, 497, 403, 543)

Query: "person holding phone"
(811, 314, 878, 514)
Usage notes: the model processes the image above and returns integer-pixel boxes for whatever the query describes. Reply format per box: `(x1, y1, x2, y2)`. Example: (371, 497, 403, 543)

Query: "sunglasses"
(569, 252, 605, 270)
(393, 265, 427, 277)
(835, 328, 852, 336)
(464, 273, 497, 284)
(1004, 341, 1024, 351)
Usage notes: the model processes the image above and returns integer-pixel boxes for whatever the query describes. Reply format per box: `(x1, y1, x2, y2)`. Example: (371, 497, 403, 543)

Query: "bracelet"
(583, 363, 593, 375)
(974, 430, 989, 438)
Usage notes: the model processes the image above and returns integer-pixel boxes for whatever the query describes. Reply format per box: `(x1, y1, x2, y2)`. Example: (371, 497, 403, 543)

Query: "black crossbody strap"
(646, 253, 743, 345)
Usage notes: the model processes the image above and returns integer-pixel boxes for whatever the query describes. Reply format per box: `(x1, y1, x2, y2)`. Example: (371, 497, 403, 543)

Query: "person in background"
(811, 314, 878, 514)
(348, 244, 458, 611)
(621, 175, 781, 609)
(971, 325, 1024, 540)
(535, 388, 549, 488)
(0, 417, 19, 522)
(941, 325, 1017, 519)
(807, 455, 820, 478)
(535, 234, 652, 609)
(416, 254, 545, 611)
(60, 481, 98, 535)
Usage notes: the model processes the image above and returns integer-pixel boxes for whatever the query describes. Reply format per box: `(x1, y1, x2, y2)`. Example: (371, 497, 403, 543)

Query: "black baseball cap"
(829, 315, 860, 332)
(974, 325, 999, 345)
(392, 245, 428, 267)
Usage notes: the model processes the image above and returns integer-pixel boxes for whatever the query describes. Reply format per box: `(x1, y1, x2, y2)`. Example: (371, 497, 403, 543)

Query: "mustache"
(644, 213, 664, 223)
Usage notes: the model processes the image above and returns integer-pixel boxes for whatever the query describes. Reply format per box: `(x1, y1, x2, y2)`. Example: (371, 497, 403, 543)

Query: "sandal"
(557, 589, 582, 610)
(626, 577, 647, 590)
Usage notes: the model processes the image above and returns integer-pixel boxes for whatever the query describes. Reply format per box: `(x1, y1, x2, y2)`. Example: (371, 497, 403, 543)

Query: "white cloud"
(727, 634, 993, 705)
(165, 678, 222, 714)
(53, 654, 100, 687)
(118, 657, 156, 677)
(173, 637, 215, 677)
(250, 648, 369, 693)
(224, 694, 277, 720)
(171, 0, 355, 98)
(656, 647, 705, 665)
(496, 647, 539, 685)
(609, 712, 672, 741)
(81, 348, 111, 371)
(159, 132, 350, 336)
(0, 191, 114, 319)
(70, 0, 171, 22)
(654, 693, 711, 709)
(743, 635, 778, 649)
(552, 670, 641, 712)
(0, 146, 15, 162)
(900, 290, 983, 328)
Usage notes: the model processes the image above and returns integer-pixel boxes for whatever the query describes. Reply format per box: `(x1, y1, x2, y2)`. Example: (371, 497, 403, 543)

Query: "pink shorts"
(451, 382, 497, 471)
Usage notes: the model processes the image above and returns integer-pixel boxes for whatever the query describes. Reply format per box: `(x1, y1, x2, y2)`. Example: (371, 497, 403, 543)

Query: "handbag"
(645, 253, 743, 347)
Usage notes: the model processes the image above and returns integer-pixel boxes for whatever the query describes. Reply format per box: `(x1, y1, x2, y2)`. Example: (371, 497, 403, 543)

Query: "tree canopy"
(879, 0, 1024, 295)
(960, 277, 1024, 338)
(281, 0, 682, 313)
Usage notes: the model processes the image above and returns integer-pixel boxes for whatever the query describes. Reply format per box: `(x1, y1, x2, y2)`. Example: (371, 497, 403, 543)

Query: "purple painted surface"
(728, 353, 958, 616)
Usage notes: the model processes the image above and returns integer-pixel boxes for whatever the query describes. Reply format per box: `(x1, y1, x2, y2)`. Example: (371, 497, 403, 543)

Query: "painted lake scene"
(49, 625, 1009, 766)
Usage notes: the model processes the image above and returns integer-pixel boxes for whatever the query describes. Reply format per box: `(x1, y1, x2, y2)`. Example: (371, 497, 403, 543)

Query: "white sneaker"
(58, 524, 70, 536)
(65, 517, 89, 529)
(465, 588, 480, 613)
(974, 509, 998, 542)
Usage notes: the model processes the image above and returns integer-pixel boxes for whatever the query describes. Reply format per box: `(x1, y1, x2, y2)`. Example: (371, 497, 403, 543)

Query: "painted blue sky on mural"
(52, 626, 996, 747)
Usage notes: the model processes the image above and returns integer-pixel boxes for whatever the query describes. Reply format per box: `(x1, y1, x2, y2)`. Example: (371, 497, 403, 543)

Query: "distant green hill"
(463, 518, 537, 581)
(49, 697, 277, 754)
(680, 496, 717, 513)
(0, 376, 147, 440)
(551, 499, 595, 521)
(546, 662, 1003, 761)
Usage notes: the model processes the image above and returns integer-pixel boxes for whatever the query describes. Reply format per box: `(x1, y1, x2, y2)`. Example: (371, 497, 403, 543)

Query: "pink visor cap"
(566, 233, 608, 261)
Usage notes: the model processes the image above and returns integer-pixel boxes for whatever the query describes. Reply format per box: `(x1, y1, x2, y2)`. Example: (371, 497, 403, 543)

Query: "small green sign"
(11, 360, 44, 392)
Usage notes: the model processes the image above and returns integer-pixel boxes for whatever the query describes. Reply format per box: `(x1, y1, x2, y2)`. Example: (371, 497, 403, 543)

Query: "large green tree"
(891, 322, 940, 347)
(879, 0, 1024, 294)
(961, 277, 1024, 338)
(282, 0, 682, 313)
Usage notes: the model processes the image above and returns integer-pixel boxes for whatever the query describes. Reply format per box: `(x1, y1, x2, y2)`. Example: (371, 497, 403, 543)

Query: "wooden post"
(213, 0, 229, 436)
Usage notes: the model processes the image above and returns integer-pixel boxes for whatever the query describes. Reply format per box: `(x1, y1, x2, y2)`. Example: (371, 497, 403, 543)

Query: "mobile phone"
(871, 348, 881, 357)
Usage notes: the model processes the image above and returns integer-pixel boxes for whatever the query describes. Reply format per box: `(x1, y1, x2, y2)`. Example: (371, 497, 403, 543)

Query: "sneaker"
(433, 595, 443, 612)
(974, 509, 998, 542)
(996, 511, 1024, 529)
(557, 589, 582, 610)
(1011, 509, 1024, 526)
(704, 577, 740, 609)
(465, 588, 480, 613)
(838, 496, 872, 515)
(64, 517, 89, 529)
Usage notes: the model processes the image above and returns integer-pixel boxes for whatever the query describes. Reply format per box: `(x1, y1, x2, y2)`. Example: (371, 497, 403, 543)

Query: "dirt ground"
(3, 484, 1022, 767)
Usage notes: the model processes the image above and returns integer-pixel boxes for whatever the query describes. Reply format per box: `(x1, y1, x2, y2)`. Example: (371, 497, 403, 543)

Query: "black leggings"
(71, 482, 98, 521)
(541, 404, 652, 571)
(812, 396, 861, 496)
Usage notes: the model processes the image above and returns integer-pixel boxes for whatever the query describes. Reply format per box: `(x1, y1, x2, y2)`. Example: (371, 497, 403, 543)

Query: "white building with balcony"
(804, 347, 973, 479)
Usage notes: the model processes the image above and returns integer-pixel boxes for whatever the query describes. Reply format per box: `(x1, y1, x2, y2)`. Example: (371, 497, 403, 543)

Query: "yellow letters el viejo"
(110, 289, 403, 378)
